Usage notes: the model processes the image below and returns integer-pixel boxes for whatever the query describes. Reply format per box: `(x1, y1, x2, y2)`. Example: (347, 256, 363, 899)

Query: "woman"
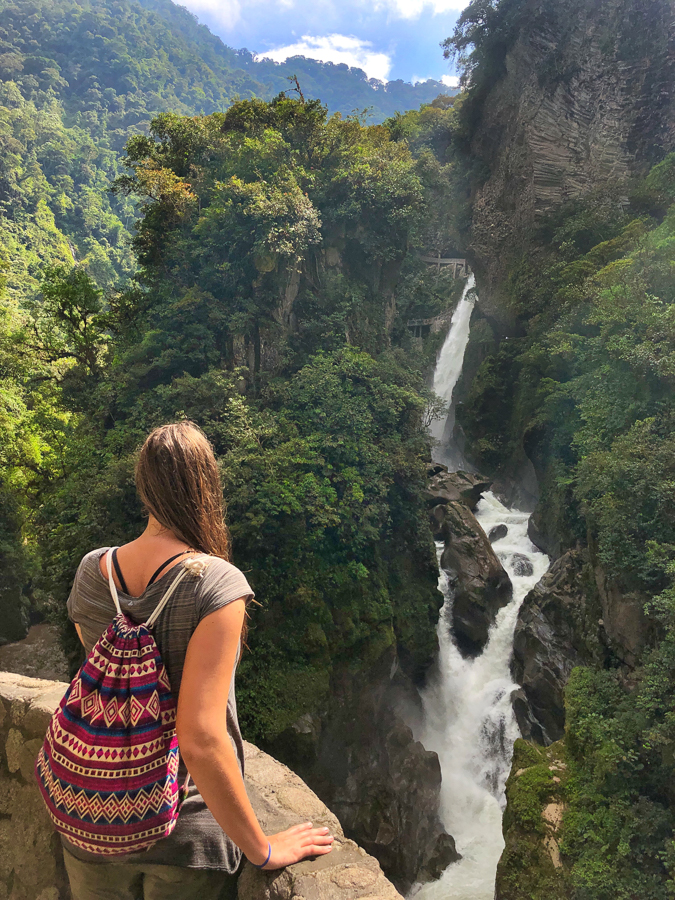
(63, 421, 333, 900)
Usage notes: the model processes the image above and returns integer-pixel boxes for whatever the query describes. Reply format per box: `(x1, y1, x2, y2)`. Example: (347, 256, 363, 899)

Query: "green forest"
(0, 0, 455, 302)
(0, 0, 460, 740)
(3, 0, 675, 895)
(0, 50, 465, 741)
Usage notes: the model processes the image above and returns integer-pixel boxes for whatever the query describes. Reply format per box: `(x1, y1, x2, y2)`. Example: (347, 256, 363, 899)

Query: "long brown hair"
(135, 421, 231, 559)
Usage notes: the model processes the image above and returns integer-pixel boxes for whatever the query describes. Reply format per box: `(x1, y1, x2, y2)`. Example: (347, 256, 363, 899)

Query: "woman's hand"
(256, 822, 334, 870)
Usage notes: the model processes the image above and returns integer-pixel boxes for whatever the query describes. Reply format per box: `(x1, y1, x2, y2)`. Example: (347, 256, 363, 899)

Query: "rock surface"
(511, 547, 653, 743)
(268, 651, 459, 895)
(489, 524, 508, 543)
(495, 739, 569, 900)
(0, 672, 403, 900)
(467, 0, 675, 321)
(0, 626, 69, 683)
(425, 468, 491, 512)
(511, 551, 605, 743)
(427, 470, 512, 656)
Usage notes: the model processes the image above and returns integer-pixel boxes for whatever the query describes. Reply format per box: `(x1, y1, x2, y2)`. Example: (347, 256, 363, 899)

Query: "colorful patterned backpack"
(36, 548, 207, 855)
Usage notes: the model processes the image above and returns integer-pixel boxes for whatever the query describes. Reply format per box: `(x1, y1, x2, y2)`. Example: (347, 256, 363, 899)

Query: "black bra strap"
(147, 551, 191, 588)
(111, 547, 130, 595)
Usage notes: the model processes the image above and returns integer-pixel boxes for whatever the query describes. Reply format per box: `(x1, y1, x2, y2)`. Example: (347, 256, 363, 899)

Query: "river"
(409, 278, 551, 899)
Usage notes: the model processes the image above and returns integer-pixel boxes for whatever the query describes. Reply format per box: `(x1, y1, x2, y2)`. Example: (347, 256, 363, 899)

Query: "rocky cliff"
(270, 652, 459, 896)
(466, 0, 675, 321)
(511, 551, 604, 743)
(266, 468, 514, 892)
(0, 672, 403, 900)
(494, 739, 568, 900)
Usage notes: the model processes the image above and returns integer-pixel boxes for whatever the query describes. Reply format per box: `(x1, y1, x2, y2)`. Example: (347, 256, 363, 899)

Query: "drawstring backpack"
(36, 548, 208, 855)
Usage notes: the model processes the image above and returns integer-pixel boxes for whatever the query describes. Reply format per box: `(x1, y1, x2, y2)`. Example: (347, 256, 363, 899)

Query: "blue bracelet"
(250, 842, 272, 869)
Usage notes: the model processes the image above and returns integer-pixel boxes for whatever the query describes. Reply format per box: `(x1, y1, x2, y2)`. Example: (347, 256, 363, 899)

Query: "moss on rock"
(495, 739, 571, 900)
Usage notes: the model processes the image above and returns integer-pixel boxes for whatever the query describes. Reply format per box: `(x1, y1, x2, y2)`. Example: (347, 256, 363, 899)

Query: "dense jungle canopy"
(3, 0, 675, 895)
(0, 80, 464, 742)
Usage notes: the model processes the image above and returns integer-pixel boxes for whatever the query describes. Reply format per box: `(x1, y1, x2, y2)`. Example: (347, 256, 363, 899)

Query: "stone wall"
(0, 673, 402, 900)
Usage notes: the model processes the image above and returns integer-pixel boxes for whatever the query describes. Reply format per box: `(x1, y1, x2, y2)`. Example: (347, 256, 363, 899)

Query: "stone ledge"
(0, 673, 402, 900)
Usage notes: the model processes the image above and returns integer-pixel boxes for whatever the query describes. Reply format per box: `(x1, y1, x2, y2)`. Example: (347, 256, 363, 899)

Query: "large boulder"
(511, 551, 605, 743)
(431, 490, 512, 657)
(425, 468, 492, 512)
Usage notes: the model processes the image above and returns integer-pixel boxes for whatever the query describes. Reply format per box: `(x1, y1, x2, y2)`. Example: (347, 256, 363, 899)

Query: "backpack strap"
(105, 548, 123, 617)
(145, 555, 210, 629)
(112, 548, 130, 595)
(104, 548, 209, 627)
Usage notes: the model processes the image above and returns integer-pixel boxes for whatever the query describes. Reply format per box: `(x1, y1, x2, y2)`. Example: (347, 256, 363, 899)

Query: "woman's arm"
(176, 599, 334, 869)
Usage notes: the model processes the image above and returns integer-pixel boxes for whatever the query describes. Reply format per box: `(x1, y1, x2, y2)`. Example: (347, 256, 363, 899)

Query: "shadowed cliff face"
(267, 648, 460, 896)
(465, 0, 675, 320)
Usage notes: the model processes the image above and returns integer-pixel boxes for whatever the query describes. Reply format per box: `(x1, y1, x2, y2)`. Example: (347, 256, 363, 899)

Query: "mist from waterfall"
(409, 280, 550, 899)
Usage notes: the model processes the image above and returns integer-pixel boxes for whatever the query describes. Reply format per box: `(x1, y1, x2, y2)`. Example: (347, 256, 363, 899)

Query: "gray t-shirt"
(64, 547, 254, 871)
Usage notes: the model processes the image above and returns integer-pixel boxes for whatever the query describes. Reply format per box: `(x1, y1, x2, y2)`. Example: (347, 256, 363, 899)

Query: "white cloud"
(411, 73, 459, 86)
(182, 0, 242, 30)
(374, 0, 465, 18)
(257, 34, 393, 82)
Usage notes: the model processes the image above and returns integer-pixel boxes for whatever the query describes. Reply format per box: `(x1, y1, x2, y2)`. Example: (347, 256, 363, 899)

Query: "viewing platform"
(0, 672, 402, 900)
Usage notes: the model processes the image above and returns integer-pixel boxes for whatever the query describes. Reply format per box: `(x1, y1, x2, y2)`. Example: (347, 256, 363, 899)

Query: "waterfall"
(428, 274, 475, 472)
(410, 280, 551, 900)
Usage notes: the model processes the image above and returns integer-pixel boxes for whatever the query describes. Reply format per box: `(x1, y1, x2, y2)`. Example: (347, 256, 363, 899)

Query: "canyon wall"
(466, 0, 675, 321)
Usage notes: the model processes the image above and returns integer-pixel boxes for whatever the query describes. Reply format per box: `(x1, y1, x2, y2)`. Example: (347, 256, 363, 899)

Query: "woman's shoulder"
(201, 555, 251, 585)
(73, 547, 108, 576)
(196, 556, 254, 610)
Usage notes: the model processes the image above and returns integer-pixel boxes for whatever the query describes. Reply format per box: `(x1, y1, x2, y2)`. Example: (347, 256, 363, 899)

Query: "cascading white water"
(410, 279, 551, 899)
(411, 498, 549, 899)
(428, 274, 475, 472)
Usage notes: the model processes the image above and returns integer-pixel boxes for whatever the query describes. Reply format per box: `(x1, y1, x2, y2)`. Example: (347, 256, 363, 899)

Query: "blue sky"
(179, 0, 466, 84)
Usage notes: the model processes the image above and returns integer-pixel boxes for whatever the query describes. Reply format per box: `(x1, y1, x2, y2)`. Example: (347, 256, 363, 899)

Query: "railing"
(419, 255, 470, 277)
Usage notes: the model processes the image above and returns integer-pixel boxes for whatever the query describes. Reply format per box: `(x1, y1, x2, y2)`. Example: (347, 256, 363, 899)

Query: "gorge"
(407, 274, 550, 899)
(1, 0, 675, 896)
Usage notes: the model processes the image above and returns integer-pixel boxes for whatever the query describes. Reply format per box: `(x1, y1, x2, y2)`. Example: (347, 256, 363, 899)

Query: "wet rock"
(527, 506, 562, 561)
(512, 554, 534, 577)
(489, 524, 508, 543)
(512, 548, 655, 743)
(425, 469, 512, 656)
(510, 689, 545, 745)
(425, 470, 492, 512)
(416, 832, 461, 884)
(511, 551, 605, 743)
(437, 501, 512, 657)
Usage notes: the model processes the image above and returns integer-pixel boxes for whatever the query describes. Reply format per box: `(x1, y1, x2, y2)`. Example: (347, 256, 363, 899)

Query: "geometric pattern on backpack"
(36, 549, 208, 856)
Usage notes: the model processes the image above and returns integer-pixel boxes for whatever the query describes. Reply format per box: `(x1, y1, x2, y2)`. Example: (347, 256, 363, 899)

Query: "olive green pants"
(63, 849, 239, 900)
